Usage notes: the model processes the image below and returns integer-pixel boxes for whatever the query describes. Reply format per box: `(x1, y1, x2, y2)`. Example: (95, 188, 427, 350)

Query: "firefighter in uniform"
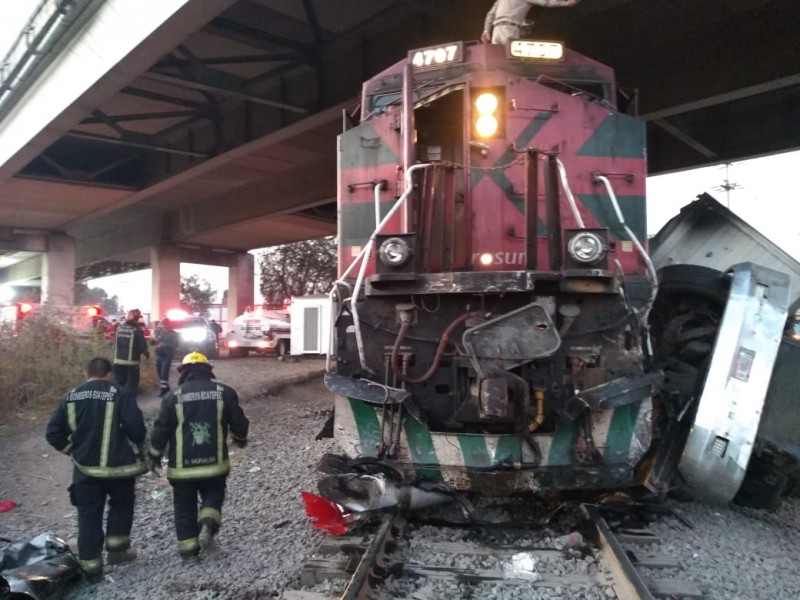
(147, 352, 249, 560)
(113, 309, 150, 395)
(481, 0, 579, 46)
(153, 317, 180, 397)
(45, 357, 147, 582)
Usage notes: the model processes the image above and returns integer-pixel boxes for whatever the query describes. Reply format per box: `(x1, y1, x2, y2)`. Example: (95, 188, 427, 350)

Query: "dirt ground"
(0, 355, 325, 542)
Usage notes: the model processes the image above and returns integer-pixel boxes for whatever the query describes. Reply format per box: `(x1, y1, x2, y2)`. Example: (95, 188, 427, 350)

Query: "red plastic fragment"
(0, 500, 17, 513)
(300, 491, 350, 535)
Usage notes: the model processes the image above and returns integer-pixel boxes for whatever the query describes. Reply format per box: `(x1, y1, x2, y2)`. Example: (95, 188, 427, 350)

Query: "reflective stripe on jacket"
(149, 378, 249, 480)
(114, 322, 148, 365)
(45, 380, 147, 478)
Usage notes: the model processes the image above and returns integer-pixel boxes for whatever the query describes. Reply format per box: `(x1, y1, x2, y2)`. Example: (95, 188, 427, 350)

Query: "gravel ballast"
(2, 356, 800, 599)
(1, 356, 334, 599)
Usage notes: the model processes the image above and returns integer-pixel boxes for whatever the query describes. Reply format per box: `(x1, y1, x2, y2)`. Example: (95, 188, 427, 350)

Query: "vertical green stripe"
(216, 395, 224, 465)
(67, 403, 77, 431)
(604, 403, 643, 462)
(128, 332, 134, 360)
(348, 398, 382, 457)
(548, 420, 580, 466)
(100, 402, 114, 467)
(458, 435, 492, 467)
(176, 403, 185, 468)
(493, 435, 523, 465)
(403, 415, 442, 480)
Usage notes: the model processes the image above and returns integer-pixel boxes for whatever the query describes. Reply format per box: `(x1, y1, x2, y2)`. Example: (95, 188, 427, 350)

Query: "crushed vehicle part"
(0, 533, 81, 600)
(318, 473, 456, 513)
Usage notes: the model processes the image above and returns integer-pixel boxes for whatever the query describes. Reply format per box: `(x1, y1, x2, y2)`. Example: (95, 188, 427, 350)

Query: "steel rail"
(583, 504, 655, 600)
(339, 514, 401, 600)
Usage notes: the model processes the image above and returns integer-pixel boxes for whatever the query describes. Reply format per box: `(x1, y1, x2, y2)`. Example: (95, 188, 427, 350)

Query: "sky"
(0, 1, 35, 58)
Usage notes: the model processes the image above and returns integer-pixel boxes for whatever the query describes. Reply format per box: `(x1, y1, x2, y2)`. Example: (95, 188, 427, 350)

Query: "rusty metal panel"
(462, 301, 560, 377)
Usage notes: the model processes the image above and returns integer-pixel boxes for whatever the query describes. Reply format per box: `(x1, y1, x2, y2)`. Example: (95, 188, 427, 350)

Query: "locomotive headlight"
(475, 115, 499, 138)
(567, 232, 607, 265)
(475, 93, 498, 115)
(472, 88, 504, 139)
(378, 237, 412, 268)
(479, 253, 493, 266)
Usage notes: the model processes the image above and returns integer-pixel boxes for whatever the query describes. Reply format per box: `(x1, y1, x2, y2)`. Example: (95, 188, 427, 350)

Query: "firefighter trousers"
(112, 364, 140, 395)
(170, 476, 227, 556)
(155, 352, 173, 395)
(69, 475, 136, 564)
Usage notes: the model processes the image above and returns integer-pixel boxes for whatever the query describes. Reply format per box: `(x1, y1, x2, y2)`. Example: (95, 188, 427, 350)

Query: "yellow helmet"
(181, 352, 209, 366)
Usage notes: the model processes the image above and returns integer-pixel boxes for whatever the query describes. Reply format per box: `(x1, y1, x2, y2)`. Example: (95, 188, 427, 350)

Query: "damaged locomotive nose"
(302, 473, 457, 534)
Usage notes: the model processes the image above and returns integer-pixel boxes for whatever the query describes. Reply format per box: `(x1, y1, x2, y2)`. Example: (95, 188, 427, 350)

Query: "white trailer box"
(290, 295, 331, 355)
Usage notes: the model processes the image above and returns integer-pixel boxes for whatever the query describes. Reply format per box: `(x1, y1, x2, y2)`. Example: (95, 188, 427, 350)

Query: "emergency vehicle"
(0, 302, 107, 337)
(225, 305, 290, 357)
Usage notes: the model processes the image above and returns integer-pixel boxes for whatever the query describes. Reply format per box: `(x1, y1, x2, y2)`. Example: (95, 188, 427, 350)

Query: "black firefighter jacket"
(114, 321, 149, 365)
(45, 379, 148, 478)
(149, 378, 249, 480)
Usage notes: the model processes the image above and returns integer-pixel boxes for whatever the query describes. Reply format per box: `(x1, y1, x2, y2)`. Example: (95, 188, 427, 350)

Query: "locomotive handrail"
(594, 174, 659, 327)
(533, 74, 615, 110)
(554, 158, 586, 229)
(374, 179, 382, 228)
(327, 163, 433, 373)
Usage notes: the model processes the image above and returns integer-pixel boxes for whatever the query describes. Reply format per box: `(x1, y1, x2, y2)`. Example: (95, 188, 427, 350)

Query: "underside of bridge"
(0, 0, 798, 283)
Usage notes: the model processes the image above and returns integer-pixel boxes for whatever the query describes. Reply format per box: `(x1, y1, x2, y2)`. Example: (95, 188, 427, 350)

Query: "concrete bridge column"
(151, 244, 181, 321)
(41, 234, 76, 305)
(227, 252, 254, 321)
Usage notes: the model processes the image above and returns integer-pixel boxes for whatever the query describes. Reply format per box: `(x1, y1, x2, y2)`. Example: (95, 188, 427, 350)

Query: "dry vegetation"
(0, 310, 157, 423)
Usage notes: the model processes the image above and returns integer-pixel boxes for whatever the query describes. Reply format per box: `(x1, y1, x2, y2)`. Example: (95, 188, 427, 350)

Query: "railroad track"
(286, 503, 702, 600)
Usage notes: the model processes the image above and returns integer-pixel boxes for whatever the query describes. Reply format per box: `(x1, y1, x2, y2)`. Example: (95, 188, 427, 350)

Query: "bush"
(0, 309, 156, 423)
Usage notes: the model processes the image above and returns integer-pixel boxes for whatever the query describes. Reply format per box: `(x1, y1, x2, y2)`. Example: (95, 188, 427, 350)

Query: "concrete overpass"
(0, 0, 798, 318)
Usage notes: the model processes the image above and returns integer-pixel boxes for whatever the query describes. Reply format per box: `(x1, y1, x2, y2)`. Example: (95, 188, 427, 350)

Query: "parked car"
(169, 315, 219, 359)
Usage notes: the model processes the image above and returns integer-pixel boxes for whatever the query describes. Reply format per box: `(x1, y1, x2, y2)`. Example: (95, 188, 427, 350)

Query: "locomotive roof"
(361, 41, 616, 108)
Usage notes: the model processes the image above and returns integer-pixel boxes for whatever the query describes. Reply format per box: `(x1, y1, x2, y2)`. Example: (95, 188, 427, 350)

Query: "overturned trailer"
(651, 193, 800, 508)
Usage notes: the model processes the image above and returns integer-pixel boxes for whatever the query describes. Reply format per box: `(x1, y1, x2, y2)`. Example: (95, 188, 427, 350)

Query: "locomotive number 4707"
(409, 43, 463, 69)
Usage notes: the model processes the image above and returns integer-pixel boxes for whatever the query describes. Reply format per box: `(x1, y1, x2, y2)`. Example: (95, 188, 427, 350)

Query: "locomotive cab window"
(414, 88, 464, 164)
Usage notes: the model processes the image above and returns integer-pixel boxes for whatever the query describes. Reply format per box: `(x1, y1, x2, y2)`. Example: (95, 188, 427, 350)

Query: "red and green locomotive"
(306, 38, 791, 526)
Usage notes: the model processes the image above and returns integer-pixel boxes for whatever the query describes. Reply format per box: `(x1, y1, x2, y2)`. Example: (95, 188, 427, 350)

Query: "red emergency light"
(19, 302, 33, 314)
(166, 308, 190, 321)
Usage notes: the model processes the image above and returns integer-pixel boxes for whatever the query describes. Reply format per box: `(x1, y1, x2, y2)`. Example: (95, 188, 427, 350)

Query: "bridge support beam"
(42, 234, 76, 305)
(227, 252, 254, 324)
(151, 244, 181, 321)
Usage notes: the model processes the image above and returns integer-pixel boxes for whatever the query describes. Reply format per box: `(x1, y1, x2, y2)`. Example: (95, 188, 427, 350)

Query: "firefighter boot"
(107, 548, 137, 565)
(80, 558, 103, 584)
(198, 522, 214, 549)
(180, 551, 200, 565)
